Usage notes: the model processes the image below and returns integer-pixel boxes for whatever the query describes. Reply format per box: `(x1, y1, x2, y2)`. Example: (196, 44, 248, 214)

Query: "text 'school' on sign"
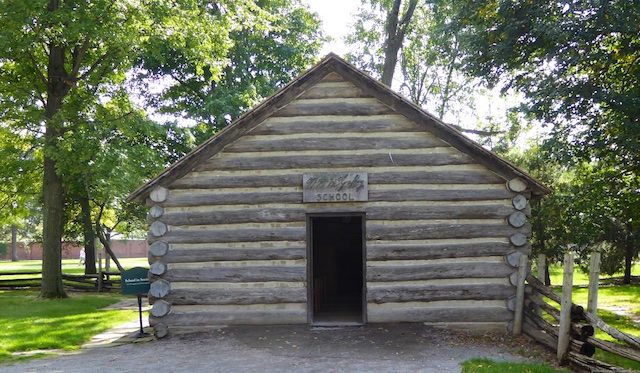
(303, 172, 368, 203)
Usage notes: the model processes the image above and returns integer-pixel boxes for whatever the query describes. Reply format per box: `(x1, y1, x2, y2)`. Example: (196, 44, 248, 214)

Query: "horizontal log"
(567, 351, 630, 373)
(297, 82, 371, 99)
(367, 204, 516, 221)
(586, 335, 640, 364)
(149, 279, 170, 298)
(150, 221, 167, 237)
(369, 188, 517, 202)
(512, 195, 528, 210)
(251, 115, 424, 135)
(367, 241, 515, 261)
(150, 186, 169, 203)
(172, 170, 508, 189)
(522, 319, 557, 350)
(161, 247, 306, 263)
(150, 241, 169, 256)
(157, 266, 306, 282)
(160, 189, 519, 208)
(0, 271, 41, 276)
(370, 170, 508, 185)
(149, 205, 164, 218)
(368, 306, 513, 323)
(156, 204, 516, 226)
(272, 98, 395, 117)
(162, 191, 301, 207)
(510, 233, 528, 247)
(572, 339, 596, 358)
(367, 223, 530, 241)
(157, 208, 305, 225)
(367, 262, 514, 282)
(154, 323, 168, 339)
(508, 211, 527, 228)
(526, 295, 560, 321)
(154, 228, 306, 244)
(224, 136, 448, 153)
(581, 310, 640, 349)
(507, 178, 528, 193)
(151, 300, 171, 317)
(197, 152, 476, 171)
(154, 287, 307, 305)
(368, 283, 515, 304)
(150, 308, 307, 326)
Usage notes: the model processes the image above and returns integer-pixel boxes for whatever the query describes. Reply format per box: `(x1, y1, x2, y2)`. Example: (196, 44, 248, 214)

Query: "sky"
(306, 0, 361, 56)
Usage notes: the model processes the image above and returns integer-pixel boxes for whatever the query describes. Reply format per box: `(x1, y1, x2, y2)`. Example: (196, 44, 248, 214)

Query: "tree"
(0, 121, 41, 262)
(450, 0, 640, 283)
(451, 0, 640, 174)
(567, 163, 639, 283)
(346, 0, 418, 87)
(137, 0, 325, 140)
(0, 0, 255, 298)
(59, 95, 193, 274)
(346, 0, 516, 142)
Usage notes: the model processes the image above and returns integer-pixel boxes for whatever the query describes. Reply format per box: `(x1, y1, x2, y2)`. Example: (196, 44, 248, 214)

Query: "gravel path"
(1, 323, 553, 373)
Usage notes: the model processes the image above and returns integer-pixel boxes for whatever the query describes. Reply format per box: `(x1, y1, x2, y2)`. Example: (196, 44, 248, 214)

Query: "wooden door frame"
(306, 212, 367, 324)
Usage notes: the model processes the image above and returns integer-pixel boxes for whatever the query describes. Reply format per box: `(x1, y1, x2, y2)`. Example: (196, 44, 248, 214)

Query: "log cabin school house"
(128, 53, 551, 337)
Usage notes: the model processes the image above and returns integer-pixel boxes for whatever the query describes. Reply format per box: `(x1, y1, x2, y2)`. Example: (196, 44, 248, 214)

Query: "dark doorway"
(309, 215, 364, 325)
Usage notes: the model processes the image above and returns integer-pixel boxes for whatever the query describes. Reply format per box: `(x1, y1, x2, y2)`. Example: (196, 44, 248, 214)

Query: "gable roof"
(128, 53, 551, 203)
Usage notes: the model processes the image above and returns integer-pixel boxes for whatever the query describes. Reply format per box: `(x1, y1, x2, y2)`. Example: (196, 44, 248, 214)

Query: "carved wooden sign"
(303, 172, 368, 203)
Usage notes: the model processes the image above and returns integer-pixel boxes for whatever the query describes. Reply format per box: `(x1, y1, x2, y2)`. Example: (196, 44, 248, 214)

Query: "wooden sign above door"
(303, 172, 368, 203)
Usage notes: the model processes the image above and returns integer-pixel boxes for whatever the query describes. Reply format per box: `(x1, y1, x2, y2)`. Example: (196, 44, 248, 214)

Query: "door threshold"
(311, 321, 364, 327)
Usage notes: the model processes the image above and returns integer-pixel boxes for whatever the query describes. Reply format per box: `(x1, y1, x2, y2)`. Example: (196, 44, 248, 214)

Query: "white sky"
(306, 0, 361, 56)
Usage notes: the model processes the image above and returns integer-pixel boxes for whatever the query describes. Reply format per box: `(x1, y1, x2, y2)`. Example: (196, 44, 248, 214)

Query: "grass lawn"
(547, 262, 640, 286)
(461, 358, 567, 373)
(0, 290, 137, 363)
(0, 257, 149, 274)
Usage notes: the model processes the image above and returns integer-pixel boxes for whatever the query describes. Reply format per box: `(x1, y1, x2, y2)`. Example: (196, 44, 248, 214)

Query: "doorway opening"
(309, 215, 364, 325)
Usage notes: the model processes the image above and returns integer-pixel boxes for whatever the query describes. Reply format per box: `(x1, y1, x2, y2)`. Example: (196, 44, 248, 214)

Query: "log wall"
(146, 73, 532, 335)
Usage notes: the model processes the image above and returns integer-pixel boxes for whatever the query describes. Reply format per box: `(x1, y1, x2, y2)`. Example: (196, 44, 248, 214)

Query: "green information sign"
(121, 267, 150, 295)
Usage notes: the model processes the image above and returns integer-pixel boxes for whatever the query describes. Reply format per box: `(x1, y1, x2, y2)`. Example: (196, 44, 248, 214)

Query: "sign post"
(121, 267, 151, 338)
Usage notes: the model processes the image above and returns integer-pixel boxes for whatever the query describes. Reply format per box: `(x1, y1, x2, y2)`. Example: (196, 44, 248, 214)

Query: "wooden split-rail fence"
(519, 253, 640, 372)
(0, 270, 122, 292)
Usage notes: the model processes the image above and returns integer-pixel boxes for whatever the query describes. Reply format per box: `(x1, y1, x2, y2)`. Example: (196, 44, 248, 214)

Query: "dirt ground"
(1, 323, 558, 373)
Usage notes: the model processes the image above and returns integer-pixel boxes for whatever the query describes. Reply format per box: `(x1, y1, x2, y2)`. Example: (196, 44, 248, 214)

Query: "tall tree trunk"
(380, 0, 418, 86)
(40, 123, 67, 298)
(40, 1, 72, 298)
(80, 196, 97, 274)
(11, 225, 18, 261)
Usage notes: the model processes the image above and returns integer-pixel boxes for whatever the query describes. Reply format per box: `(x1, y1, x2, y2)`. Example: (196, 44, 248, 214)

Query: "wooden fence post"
(557, 252, 574, 363)
(513, 254, 528, 335)
(533, 254, 546, 317)
(588, 251, 601, 315)
(537, 254, 546, 283)
(98, 253, 103, 292)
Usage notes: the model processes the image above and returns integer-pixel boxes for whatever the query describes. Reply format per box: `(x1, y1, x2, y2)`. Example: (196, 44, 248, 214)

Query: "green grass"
(547, 263, 640, 286)
(461, 358, 567, 372)
(0, 290, 137, 363)
(0, 258, 149, 273)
